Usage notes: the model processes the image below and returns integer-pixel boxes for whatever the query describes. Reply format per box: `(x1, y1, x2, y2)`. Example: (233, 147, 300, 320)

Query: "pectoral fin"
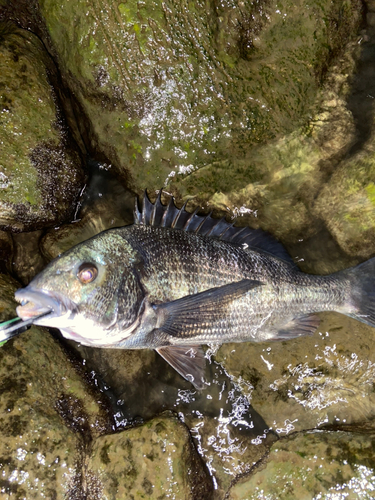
(154, 279, 263, 338)
(156, 345, 206, 389)
(153, 279, 262, 388)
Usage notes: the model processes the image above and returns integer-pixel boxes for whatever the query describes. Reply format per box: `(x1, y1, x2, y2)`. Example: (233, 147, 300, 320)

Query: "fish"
(15, 191, 375, 388)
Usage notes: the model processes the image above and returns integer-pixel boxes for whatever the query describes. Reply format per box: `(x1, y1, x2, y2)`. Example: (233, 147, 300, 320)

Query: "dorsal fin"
(134, 190, 294, 263)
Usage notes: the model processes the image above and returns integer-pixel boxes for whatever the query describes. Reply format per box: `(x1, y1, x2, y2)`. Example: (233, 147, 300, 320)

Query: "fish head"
(15, 230, 144, 347)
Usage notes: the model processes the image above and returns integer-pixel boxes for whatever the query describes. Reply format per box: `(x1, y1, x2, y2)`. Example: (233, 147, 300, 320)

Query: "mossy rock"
(37, 0, 362, 196)
(0, 23, 85, 231)
(314, 142, 375, 258)
(87, 412, 213, 499)
(227, 430, 375, 499)
(0, 274, 113, 498)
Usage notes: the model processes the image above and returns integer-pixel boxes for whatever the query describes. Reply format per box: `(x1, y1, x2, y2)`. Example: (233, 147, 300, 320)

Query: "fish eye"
(77, 263, 98, 284)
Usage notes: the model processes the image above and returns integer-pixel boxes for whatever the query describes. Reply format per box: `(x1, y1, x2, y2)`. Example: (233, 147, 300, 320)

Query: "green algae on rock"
(0, 23, 85, 232)
(314, 141, 375, 259)
(226, 430, 375, 499)
(176, 36, 361, 246)
(36, 0, 362, 194)
(0, 274, 113, 499)
(88, 412, 213, 500)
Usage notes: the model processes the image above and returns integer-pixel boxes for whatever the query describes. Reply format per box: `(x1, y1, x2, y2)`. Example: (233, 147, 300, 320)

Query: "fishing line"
(0, 310, 52, 343)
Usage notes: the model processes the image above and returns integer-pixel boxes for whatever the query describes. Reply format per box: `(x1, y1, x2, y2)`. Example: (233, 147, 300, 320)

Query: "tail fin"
(346, 257, 375, 328)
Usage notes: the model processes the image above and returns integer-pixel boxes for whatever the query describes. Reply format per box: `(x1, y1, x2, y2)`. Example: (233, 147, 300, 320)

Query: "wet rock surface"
(0, 23, 85, 232)
(62, 341, 278, 495)
(37, 0, 358, 192)
(12, 230, 47, 285)
(314, 141, 375, 258)
(0, 275, 113, 499)
(40, 167, 134, 261)
(88, 412, 213, 500)
(0, 230, 13, 274)
(0, 272, 19, 347)
(187, 411, 277, 497)
(227, 430, 375, 499)
(216, 312, 375, 437)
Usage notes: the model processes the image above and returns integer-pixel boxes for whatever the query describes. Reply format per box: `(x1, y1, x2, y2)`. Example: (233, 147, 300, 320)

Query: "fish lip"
(15, 287, 74, 320)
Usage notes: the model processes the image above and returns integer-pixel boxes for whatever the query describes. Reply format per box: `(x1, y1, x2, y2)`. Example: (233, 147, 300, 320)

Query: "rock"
(12, 230, 47, 285)
(65, 346, 165, 423)
(87, 412, 213, 500)
(216, 312, 375, 437)
(41, 168, 134, 261)
(0, 229, 13, 274)
(187, 411, 277, 497)
(0, 272, 20, 347)
(227, 430, 375, 499)
(313, 133, 375, 260)
(0, 274, 113, 498)
(0, 23, 85, 232)
(5, 0, 371, 258)
(35, 0, 362, 199)
(175, 37, 360, 246)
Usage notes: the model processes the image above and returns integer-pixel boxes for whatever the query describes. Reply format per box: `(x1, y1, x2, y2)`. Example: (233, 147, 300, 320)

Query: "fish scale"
(114, 223, 349, 348)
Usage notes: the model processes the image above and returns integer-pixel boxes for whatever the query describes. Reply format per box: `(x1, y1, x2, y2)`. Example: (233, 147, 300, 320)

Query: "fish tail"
(345, 256, 375, 327)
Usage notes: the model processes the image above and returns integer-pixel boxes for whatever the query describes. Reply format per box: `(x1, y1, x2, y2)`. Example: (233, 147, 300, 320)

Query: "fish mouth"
(15, 287, 74, 321)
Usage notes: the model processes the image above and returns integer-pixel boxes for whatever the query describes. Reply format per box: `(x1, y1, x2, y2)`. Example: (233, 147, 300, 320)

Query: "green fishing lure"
(0, 312, 51, 346)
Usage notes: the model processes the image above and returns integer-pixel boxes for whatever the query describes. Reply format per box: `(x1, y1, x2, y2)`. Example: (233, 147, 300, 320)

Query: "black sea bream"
(15, 192, 375, 388)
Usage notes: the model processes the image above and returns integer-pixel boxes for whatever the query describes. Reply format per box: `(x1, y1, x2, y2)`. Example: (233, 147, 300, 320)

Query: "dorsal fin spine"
(195, 213, 212, 234)
(172, 202, 186, 228)
(135, 190, 294, 264)
(205, 216, 221, 237)
(218, 223, 235, 240)
(161, 197, 172, 227)
(228, 226, 247, 242)
(134, 197, 142, 224)
(183, 208, 200, 230)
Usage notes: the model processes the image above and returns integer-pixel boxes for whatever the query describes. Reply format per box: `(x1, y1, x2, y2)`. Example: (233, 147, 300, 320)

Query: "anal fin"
(156, 345, 206, 389)
(276, 314, 320, 339)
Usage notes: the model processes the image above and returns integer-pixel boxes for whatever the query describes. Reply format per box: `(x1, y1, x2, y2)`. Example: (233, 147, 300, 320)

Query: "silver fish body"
(15, 194, 375, 387)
